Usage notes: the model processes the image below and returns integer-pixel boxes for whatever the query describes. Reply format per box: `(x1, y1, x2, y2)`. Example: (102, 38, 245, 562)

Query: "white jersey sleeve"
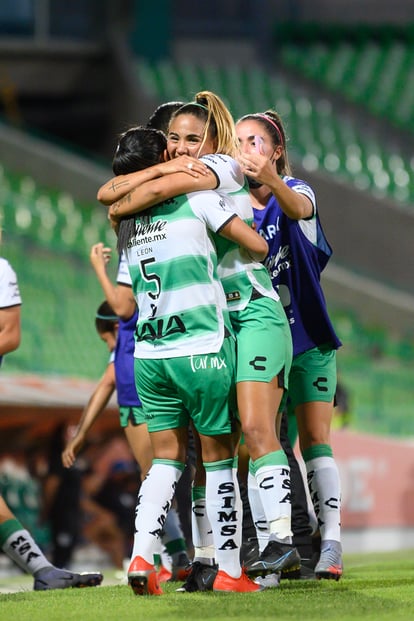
(283, 176, 316, 212)
(188, 190, 236, 233)
(200, 153, 245, 193)
(0, 258, 22, 308)
(116, 252, 132, 286)
(283, 176, 318, 243)
(201, 153, 253, 222)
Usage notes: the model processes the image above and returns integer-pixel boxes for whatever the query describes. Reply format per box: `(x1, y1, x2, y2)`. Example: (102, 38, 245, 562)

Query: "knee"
(200, 435, 233, 463)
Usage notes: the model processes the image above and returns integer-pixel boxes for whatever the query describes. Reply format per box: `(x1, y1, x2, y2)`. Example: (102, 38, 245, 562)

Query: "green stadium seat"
(136, 57, 414, 205)
(324, 42, 358, 91)
(280, 31, 414, 137)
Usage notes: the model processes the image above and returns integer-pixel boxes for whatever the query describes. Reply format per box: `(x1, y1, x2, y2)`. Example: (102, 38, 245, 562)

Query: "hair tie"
(96, 313, 118, 321)
(257, 114, 284, 146)
(179, 101, 208, 112)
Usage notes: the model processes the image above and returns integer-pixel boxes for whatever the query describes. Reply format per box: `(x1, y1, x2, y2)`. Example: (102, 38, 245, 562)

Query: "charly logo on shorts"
(312, 376, 328, 392)
(248, 356, 267, 371)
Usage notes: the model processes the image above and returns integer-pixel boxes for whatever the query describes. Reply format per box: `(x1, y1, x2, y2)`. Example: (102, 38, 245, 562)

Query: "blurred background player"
(0, 251, 103, 590)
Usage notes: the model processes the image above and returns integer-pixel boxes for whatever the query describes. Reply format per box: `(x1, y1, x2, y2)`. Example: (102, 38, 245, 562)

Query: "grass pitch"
(1, 550, 414, 621)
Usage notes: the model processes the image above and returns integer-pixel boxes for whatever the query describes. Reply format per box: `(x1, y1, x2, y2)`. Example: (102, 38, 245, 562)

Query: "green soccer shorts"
(118, 405, 147, 428)
(134, 336, 237, 436)
(230, 296, 292, 386)
(287, 344, 337, 415)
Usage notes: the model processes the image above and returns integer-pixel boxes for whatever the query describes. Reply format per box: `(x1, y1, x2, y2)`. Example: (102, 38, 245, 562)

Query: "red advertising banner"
(330, 430, 414, 528)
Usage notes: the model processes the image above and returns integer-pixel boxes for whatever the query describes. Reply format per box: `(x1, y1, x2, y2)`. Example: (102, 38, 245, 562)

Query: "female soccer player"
(106, 126, 269, 595)
(235, 110, 343, 581)
(62, 247, 191, 581)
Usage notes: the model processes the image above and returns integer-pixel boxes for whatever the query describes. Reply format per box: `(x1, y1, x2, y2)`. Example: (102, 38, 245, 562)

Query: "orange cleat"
(171, 563, 191, 582)
(213, 568, 264, 593)
(128, 556, 163, 596)
(157, 565, 173, 583)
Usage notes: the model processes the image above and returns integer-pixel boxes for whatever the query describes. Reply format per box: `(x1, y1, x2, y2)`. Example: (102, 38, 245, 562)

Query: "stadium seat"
(135, 57, 414, 206)
(3, 163, 117, 378)
(279, 30, 414, 135)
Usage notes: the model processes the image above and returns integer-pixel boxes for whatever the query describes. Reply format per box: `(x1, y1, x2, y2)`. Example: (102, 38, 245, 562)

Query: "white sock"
(191, 485, 215, 563)
(255, 463, 293, 541)
(162, 507, 188, 564)
(247, 471, 269, 553)
(232, 462, 243, 553)
(152, 537, 164, 567)
(205, 459, 241, 579)
(1, 525, 52, 575)
(163, 507, 184, 543)
(306, 456, 341, 542)
(159, 548, 172, 571)
(130, 461, 184, 564)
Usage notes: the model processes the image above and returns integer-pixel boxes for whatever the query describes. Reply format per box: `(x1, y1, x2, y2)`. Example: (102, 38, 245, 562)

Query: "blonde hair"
(172, 91, 240, 158)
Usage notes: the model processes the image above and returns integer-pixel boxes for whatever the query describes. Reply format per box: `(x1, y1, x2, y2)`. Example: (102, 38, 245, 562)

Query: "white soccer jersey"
(200, 153, 278, 311)
(125, 189, 234, 359)
(116, 251, 132, 286)
(0, 258, 22, 309)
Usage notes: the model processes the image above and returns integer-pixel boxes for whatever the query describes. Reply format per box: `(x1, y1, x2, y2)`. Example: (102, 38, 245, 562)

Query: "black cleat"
(175, 561, 218, 592)
(245, 540, 301, 577)
(34, 568, 103, 591)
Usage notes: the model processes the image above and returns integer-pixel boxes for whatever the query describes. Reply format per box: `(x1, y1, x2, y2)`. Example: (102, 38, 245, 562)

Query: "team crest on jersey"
(226, 291, 241, 302)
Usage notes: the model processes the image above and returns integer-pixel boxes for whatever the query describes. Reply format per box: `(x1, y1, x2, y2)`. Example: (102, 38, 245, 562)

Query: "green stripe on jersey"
(126, 189, 236, 357)
(129, 253, 215, 296)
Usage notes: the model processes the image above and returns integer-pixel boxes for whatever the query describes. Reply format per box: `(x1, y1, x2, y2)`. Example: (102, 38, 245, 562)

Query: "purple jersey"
(115, 253, 141, 406)
(115, 310, 141, 407)
(253, 176, 341, 357)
